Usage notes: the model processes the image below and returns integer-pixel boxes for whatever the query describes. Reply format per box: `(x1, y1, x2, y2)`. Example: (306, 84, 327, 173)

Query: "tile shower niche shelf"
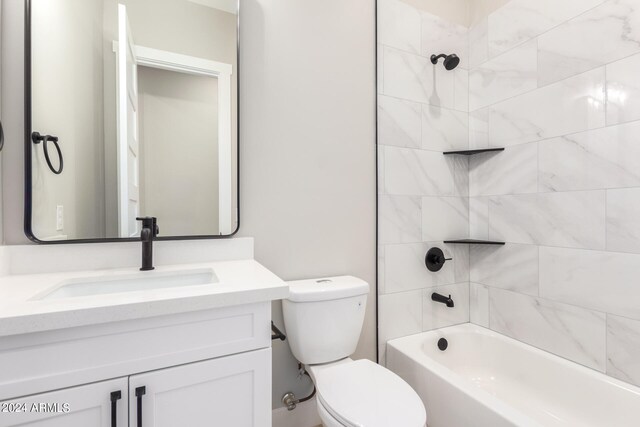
(443, 239, 505, 245)
(442, 148, 504, 156)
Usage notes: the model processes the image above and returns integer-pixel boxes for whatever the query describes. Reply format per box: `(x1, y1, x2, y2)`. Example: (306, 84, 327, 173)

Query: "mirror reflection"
(29, 0, 238, 241)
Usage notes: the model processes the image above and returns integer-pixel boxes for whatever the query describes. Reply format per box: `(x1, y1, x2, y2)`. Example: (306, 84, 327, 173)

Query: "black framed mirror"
(24, 0, 239, 243)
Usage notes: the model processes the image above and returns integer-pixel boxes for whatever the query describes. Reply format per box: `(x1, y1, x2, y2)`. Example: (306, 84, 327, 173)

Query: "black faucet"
(432, 292, 454, 308)
(137, 217, 159, 271)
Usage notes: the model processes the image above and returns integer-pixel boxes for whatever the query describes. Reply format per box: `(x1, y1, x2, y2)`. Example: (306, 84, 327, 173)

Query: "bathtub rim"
(387, 323, 640, 427)
(388, 324, 535, 426)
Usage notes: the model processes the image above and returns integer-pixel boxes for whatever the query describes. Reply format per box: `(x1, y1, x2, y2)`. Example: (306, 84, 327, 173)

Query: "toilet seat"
(312, 359, 426, 427)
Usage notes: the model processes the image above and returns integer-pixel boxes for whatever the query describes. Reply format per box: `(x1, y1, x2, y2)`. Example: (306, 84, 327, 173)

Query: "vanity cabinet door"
(0, 377, 127, 427)
(129, 348, 271, 427)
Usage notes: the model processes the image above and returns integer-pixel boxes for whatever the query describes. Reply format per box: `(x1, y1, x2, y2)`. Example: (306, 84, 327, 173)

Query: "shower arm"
(430, 54, 447, 64)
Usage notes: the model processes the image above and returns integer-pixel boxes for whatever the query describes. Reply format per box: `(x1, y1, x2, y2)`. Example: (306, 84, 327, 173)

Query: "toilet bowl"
(283, 276, 427, 427)
(309, 358, 426, 427)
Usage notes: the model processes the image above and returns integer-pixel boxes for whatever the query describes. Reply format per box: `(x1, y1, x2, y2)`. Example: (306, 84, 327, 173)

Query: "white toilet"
(283, 276, 427, 427)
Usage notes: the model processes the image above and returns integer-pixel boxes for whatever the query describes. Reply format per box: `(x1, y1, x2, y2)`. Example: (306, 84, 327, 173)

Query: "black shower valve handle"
(435, 254, 452, 263)
(425, 247, 452, 272)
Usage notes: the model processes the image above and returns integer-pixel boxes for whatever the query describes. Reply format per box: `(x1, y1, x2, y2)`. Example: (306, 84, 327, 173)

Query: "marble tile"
(422, 197, 469, 242)
(469, 197, 489, 240)
(378, 95, 422, 149)
(469, 108, 489, 148)
(379, 290, 423, 342)
(379, 195, 422, 245)
(538, 0, 640, 86)
(469, 17, 489, 69)
(378, 0, 421, 54)
(607, 188, 640, 254)
(488, 191, 606, 249)
(423, 282, 470, 331)
(377, 44, 384, 94)
(451, 157, 469, 196)
(384, 146, 468, 196)
(607, 52, 640, 126)
(421, 12, 468, 69)
(384, 242, 462, 294)
(607, 315, 640, 387)
(540, 246, 640, 320)
(469, 39, 538, 111)
(422, 105, 468, 152)
(378, 245, 386, 294)
(487, 0, 606, 58)
(488, 67, 606, 146)
(469, 143, 538, 196)
(0, 247, 9, 277)
(489, 288, 606, 371)
(454, 68, 469, 112)
(470, 243, 538, 296)
(451, 243, 470, 283)
(378, 342, 388, 367)
(470, 283, 489, 328)
(382, 46, 455, 107)
(539, 121, 640, 192)
(377, 145, 385, 195)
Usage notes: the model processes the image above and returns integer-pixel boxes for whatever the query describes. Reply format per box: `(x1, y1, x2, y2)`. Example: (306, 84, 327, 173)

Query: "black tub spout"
(432, 292, 454, 308)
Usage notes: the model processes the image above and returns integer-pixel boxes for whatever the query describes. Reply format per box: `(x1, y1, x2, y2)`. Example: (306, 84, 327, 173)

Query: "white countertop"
(0, 259, 288, 337)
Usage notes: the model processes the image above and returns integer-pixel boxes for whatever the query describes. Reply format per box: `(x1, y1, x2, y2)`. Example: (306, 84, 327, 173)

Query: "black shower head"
(430, 53, 460, 70)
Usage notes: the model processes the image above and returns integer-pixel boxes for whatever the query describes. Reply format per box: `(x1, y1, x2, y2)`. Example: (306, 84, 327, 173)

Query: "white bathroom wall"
(467, 0, 640, 387)
(400, 0, 469, 26)
(467, 0, 510, 26)
(238, 0, 377, 412)
(402, 0, 509, 27)
(377, 0, 471, 364)
(0, 1, 3, 244)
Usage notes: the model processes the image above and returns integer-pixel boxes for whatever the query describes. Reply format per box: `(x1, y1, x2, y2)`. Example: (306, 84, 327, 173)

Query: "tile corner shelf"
(443, 239, 505, 245)
(443, 148, 505, 156)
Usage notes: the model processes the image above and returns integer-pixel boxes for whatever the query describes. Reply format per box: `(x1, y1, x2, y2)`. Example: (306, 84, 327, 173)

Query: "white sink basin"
(35, 268, 218, 300)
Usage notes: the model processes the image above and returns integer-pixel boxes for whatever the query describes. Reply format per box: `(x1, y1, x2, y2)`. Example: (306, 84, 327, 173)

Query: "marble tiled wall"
(468, 0, 640, 386)
(377, 0, 470, 363)
(378, 0, 640, 388)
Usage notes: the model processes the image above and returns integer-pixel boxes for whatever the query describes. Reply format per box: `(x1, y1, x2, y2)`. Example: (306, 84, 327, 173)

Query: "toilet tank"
(282, 276, 369, 365)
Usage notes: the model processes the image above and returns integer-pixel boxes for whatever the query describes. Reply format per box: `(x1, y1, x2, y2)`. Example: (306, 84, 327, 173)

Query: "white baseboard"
(272, 397, 322, 427)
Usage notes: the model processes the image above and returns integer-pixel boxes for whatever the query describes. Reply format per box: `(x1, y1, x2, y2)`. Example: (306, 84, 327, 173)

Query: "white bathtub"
(387, 323, 640, 427)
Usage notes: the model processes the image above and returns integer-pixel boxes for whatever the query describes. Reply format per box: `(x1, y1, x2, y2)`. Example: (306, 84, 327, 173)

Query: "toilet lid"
(315, 359, 426, 427)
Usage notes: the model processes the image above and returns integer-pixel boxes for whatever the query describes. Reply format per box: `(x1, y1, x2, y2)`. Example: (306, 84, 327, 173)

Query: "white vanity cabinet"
(0, 301, 276, 427)
(0, 378, 128, 427)
(130, 349, 271, 427)
(0, 349, 270, 427)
